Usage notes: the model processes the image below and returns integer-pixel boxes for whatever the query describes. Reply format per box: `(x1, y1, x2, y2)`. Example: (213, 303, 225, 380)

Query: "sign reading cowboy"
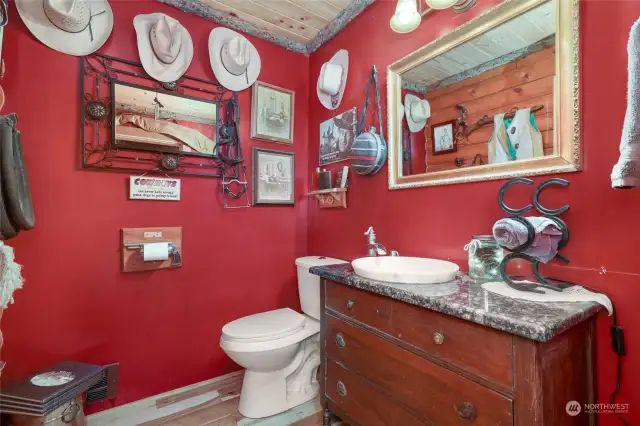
(129, 176, 181, 201)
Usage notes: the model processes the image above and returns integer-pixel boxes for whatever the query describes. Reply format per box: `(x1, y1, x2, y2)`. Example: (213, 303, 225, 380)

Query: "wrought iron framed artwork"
(252, 147, 295, 206)
(81, 53, 241, 178)
(250, 81, 295, 145)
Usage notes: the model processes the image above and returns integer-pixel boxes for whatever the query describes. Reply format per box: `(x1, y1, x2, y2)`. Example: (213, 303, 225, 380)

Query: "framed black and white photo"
(431, 119, 457, 155)
(251, 81, 295, 145)
(252, 148, 295, 205)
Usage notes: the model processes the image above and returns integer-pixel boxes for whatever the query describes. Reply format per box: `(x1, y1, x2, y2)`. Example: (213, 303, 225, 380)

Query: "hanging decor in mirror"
(81, 53, 241, 178)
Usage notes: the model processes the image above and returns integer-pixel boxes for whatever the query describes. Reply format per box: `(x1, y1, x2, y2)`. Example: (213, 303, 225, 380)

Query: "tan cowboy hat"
(16, 0, 113, 56)
(404, 93, 431, 132)
(134, 13, 194, 83)
(317, 49, 348, 110)
(209, 27, 261, 92)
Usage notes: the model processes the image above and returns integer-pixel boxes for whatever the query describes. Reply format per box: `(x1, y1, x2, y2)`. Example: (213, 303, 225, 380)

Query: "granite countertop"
(310, 263, 603, 342)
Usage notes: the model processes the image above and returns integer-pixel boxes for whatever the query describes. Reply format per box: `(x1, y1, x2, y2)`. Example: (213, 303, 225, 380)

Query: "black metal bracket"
(496, 178, 571, 293)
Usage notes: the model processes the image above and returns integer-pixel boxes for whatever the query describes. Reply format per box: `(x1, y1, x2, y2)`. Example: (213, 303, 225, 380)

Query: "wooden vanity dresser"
(315, 267, 600, 426)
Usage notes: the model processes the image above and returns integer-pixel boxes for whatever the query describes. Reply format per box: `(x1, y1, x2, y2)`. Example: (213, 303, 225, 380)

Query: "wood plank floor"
(88, 371, 346, 426)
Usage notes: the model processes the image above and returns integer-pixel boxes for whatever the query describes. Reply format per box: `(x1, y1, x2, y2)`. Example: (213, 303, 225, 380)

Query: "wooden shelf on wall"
(307, 188, 347, 209)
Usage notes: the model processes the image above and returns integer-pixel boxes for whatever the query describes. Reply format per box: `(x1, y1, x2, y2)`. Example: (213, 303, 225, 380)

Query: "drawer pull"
(346, 300, 355, 310)
(337, 381, 348, 397)
(433, 331, 445, 345)
(335, 333, 346, 348)
(456, 402, 477, 422)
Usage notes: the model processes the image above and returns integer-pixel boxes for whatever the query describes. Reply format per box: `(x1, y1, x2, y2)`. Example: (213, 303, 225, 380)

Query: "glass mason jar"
(464, 235, 504, 280)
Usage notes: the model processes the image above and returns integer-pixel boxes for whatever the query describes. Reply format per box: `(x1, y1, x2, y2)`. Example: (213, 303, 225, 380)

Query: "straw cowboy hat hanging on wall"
(209, 27, 261, 92)
(317, 49, 349, 110)
(134, 13, 194, 83)
(404, 93, 431, 133)
(16, 0, 114, 56)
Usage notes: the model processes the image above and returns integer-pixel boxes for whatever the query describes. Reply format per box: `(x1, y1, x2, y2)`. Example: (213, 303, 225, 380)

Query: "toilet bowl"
(219, 256, 347, 419)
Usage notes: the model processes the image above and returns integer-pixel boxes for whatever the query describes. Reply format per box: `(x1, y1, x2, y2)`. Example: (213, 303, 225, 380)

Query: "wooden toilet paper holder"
(121, 227, 182, 272)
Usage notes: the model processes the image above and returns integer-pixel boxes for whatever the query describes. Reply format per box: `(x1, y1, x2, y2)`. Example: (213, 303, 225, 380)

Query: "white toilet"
(220, 256, 347, 419)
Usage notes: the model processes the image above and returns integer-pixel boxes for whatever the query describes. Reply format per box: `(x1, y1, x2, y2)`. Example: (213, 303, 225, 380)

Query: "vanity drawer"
(391, 300, 514, 389)
(326, 360, 425, 426)
(326, 315, 514, 426)
(325, 281, 392, 332)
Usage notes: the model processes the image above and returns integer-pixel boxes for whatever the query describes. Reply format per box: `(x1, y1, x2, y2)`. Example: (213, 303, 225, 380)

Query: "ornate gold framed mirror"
(387, 0, 579, 189)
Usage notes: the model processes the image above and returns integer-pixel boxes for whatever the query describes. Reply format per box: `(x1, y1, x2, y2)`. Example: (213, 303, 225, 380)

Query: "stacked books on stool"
(0, 361, 104, 425)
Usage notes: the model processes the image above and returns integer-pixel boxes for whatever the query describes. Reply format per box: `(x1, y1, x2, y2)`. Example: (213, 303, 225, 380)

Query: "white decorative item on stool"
(220, 256, 347, 419)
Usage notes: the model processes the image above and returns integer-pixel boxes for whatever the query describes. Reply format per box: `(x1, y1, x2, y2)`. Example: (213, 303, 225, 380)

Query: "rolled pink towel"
(492, 217, 563, 263)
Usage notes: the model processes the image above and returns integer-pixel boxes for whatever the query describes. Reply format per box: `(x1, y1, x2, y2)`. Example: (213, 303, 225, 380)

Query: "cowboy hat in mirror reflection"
(317, 49, 349, 110)
(404, 93, 431, 133)
(16, 0, 114, 56)
(134, 13, 194, 82)
(210, 27, 261, 91)
(113, 82, 217, 157)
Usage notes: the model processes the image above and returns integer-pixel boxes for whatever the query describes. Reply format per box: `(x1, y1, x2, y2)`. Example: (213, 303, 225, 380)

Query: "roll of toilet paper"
(143, 242, 169, 261)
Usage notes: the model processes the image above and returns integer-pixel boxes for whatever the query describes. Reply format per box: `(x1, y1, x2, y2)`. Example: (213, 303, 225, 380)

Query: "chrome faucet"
(365, 227, 399, 257)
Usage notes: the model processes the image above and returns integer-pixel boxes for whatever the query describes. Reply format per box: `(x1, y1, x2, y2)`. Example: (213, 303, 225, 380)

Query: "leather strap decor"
(0, 114, 35, 239)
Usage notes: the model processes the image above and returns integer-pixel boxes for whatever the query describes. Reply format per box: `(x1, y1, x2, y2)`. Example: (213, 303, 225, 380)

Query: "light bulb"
(425, 0, 457, 9)
(390, 0, 422, 33)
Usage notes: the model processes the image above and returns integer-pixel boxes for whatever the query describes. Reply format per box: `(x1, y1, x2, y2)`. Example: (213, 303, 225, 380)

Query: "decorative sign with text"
(129, 176, 181, 201)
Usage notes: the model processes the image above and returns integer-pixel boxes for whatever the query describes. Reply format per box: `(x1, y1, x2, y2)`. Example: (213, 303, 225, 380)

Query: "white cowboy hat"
(134, 13, 194, 83)
(209, 27, 261, 92)
(404, 93, 431, 132)
(15, 0, 113, 56)
(317, 49, 349, 110)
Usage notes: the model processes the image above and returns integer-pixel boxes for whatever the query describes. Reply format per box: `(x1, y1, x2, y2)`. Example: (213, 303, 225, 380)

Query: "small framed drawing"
(431, 119, 457, 155)
(251, 81, 295, 144)
(252, 147, 295, 206)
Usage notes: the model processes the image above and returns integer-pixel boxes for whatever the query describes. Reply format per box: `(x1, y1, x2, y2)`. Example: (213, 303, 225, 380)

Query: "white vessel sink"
(352, 256, 459, 284)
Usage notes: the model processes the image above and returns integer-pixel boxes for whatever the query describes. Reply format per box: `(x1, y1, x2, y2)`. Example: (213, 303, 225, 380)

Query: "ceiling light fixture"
(389, 0, 423, 34)
(390, 0, 476, 34)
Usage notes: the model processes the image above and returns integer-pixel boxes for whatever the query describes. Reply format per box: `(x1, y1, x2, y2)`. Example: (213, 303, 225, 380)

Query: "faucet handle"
(375, 245, 387, 256)
(365, 226, 375, 236)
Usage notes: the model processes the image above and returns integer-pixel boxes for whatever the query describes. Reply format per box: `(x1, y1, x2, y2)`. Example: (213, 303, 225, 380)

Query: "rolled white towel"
(612, 18, 640, 189)
(492, 217, 562, 263)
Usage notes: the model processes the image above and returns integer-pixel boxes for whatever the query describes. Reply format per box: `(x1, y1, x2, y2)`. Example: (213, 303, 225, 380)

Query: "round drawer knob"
(456, 402, 477, 422)
(433, 331, 445, 345)
(346, 300, 355, 310)
(335, 333, 346, 348)
(337, 381, 348, 397)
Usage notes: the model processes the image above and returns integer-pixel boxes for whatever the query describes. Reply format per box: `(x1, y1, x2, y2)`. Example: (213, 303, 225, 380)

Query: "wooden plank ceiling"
(402, 0, 555, 91)
(160, 0, 373, 55)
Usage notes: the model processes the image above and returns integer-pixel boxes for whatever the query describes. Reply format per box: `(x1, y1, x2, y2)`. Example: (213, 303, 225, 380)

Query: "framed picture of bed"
(112, 81, 218, 158)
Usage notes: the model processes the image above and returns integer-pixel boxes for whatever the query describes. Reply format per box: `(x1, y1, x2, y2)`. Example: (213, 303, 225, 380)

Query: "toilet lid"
(222, 308, 306, 342)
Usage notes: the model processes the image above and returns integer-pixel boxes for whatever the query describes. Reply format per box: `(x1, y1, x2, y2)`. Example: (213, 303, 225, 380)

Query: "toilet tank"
(296, 256, 348, 320)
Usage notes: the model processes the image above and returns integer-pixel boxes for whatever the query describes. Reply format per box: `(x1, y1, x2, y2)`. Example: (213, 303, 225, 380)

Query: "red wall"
(1, 2, 309, 410)
(308, 1, 640, 425)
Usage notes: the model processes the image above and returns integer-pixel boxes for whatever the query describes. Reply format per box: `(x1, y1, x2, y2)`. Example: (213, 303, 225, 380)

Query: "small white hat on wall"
(209, 27, 261, 92)
(16, 0, 114, 56)
(317, 49, 349, 110)
(134, 13, 194, 83)
(404, 93, 431, 132)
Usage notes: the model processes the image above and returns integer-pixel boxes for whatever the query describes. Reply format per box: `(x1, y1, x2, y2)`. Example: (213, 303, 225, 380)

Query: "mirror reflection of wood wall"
(419, 47, 555, 174)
